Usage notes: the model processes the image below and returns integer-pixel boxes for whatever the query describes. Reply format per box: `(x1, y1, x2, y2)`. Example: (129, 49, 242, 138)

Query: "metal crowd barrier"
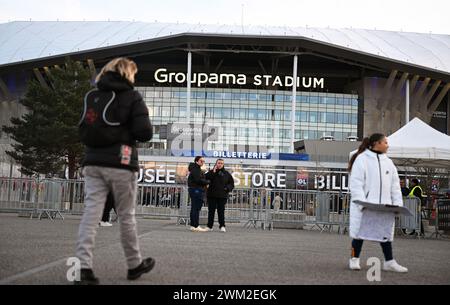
(429, 199, 450, 238)
(0, 177, 424, 236)
(0, 177, 84, 220)
(136, 184, 188, 224)
(263, 189, 350, 233)
(395, 197, 421, 234)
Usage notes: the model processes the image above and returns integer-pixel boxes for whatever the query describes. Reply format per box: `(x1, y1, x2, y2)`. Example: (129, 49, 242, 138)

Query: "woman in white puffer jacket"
(348, 133, 408, 273)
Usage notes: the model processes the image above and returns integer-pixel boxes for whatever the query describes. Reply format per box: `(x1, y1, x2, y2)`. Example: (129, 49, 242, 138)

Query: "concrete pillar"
(291, 54, 298, 153)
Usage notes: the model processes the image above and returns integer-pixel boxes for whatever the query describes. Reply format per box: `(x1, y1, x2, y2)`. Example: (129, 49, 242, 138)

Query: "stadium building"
(0, 21, 449, 189)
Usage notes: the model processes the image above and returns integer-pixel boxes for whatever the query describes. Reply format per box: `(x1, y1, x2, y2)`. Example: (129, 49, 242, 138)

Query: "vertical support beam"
(33, 68, 49, 89)
(187, 51, 192, 123)
(414, 77, 430, 100)
(422, 80, 442, 112)
(377, 70, 397, 109)
(395, 72, 409, 94)
(291, 54, 298, 153)
(428, 83, 450, 114)
(43, 67, 52, 79)
(87, 59, 97, 83)
(405, 79, 410, 124)
(0, 77, 12, 100)
(409, 75, 420, 93)
(448, 93, 450, 135)
(412, 77, 430, 114)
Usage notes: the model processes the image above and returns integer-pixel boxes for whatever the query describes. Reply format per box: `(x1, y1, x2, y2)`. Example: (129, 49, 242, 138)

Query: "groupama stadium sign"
(154, 68, 325, 89)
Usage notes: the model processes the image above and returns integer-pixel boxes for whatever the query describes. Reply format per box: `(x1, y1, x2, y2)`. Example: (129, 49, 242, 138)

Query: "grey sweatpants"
(76, 166, 142, 269)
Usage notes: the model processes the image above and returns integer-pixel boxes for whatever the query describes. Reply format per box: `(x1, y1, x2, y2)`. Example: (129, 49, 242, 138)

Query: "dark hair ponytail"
(348, 133, 385, 172)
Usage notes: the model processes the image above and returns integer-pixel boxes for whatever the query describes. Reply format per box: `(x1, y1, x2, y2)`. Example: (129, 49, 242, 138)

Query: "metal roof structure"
(0, 21, 449, 76)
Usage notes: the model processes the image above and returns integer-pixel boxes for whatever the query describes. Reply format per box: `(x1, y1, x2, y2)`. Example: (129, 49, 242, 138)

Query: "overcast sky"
(0, 0, 449, 34)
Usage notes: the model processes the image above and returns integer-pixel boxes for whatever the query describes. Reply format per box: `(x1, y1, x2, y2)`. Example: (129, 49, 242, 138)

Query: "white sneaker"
(220, 226, 226, 233)
(383, 260, 408, 273)
(99, 221, 113, 227)
(190, 226, 208, 232)
(206, 227, 213, 232)
(196, 226, 208, 232)
(349, 257, 361, 270)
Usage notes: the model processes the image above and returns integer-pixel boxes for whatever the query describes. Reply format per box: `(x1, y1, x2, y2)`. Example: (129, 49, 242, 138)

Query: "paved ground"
(0, 212, 449, 285)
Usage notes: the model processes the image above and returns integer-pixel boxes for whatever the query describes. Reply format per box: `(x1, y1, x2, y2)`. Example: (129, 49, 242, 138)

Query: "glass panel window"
(249, 93, 258, 101)
(179, 107, 186, 117)
(213, 108, 222, 118)
(326, 112, 335, 123)
(195, 91, 206, 99)
(283, 110, 291, 121)
(275, 94, 285, 102)
(205, 107, 214, 118)
(223, 92, 232, 100)
(320, 112, 327, 123)
(161, 106, 170, 117)
(309, 111, 318, 123)
(248, 109, 258, 119)
(308, 130, 317, 139)
(309, 96, 319, 104)
(222, 108, 231, 119)
(297, 95, 308, 103)
(274, 110, 282, 120)
(232, 93, 241, 100)
(300, 112, 308, 122)
(343, 113, 350, 124)
(259, 94, 270, 101)
(257, 109, 268, 120)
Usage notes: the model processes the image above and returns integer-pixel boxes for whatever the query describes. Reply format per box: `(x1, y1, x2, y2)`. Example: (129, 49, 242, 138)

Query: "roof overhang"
(1, 33, 450, 82)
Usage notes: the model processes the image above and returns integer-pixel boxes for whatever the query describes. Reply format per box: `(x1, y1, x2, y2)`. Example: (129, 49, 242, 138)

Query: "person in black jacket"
(205, 159, 234, 232)
(75, 58, 155, 285)
(188, 156, 210, 232)
(99, 192, 116, 227)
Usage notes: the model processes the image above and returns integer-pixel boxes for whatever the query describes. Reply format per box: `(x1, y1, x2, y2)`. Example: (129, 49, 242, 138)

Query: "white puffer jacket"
(349, 149, 403, 241)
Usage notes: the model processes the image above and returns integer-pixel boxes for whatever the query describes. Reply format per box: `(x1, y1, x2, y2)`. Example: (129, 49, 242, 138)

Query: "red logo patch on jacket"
(85, 108, 98, 124)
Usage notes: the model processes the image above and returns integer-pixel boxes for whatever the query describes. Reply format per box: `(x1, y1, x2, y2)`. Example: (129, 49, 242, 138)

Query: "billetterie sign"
(154, 68, 325, 88)
(212, 150, 270, 160)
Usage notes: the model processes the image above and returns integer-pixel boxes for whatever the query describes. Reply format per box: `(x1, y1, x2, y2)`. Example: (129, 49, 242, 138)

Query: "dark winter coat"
(187, 162, 210, 188)
(80, 72, 152, 171)
(205, 168, 235, 199)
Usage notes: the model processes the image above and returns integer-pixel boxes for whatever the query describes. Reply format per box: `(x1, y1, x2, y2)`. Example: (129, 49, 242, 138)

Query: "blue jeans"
(189, 188, 205, 228)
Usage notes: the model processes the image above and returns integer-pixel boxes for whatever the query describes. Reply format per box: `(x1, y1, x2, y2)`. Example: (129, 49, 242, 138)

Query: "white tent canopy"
(350, 117, 450, 168)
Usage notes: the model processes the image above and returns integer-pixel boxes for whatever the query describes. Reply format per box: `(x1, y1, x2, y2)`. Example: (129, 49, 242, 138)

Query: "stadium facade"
(0, 22, 449, 189)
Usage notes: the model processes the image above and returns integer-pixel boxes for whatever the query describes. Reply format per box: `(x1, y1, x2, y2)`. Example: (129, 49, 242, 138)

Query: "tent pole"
(405, 79, 410, 124)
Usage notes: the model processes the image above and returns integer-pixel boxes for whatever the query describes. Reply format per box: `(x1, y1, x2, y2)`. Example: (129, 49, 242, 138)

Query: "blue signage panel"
(171, 150, 309, 161)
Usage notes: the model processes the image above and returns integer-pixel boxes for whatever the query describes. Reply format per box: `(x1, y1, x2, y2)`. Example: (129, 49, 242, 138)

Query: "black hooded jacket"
(80, 72, 152, 171)
(205, 167, 235, 199)
(187, 162, 210, 188)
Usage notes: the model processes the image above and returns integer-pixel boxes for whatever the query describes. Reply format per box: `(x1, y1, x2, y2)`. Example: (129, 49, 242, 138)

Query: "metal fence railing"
(0, 177, 430, 236)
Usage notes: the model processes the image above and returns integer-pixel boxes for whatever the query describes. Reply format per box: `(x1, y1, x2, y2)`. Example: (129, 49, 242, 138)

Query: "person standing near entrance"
(347, 133, 408, 273)
(205, 159, 235, 232)
(188, 156, 210, 232)
(400, 179, 410, 197)
(408, 178, 426, 235)
(99, 192, 116, 227)
(76, 58, 155, 284)
(409, 178, 425, 206)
